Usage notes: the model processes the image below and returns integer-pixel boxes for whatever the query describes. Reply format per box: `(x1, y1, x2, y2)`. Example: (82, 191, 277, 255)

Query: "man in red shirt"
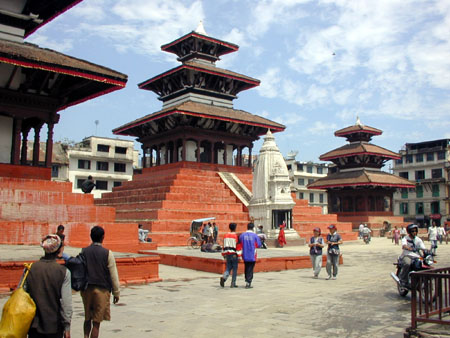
(220, 223, 239, 288)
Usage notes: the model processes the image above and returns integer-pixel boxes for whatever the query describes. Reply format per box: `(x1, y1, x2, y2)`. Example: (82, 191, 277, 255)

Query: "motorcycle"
(390, 249, 435, 297)
(363, 234, 370, 244)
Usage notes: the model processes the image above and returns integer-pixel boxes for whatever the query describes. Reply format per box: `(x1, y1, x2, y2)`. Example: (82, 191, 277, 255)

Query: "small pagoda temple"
(102, 24, 285, 245)
(308, 118, 415, 233)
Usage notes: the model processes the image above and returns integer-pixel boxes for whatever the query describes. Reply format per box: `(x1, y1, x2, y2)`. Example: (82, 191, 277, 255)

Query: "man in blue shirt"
(239, 223, 261, 288)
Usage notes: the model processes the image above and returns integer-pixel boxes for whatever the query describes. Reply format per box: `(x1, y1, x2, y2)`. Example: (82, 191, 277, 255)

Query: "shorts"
(81, 285, 111, 322)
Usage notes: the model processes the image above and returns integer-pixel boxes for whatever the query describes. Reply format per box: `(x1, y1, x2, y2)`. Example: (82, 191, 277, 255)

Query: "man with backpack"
(81, 226, 120, 338)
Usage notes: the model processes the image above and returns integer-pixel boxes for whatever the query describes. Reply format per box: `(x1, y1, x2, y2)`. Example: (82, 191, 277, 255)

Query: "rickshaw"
(187, 217, 215, 249)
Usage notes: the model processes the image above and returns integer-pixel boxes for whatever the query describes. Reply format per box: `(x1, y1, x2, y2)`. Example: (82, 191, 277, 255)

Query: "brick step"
(292, 205, 323, 215)
(0, 177, 72, 192)
(292, 214, 340, 222)
(115, 209, 250, 223)
(99, 187, 237, 203)
(0, 203, 116, 223)
(104, 201, 245, 213)
(113, 175, 223, 191)
(104, 184, 235, 199)
(0, 189, 94, 206)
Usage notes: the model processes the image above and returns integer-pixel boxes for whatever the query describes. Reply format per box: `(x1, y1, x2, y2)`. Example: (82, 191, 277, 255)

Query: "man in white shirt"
(428, 221, 438, 255)
(359, 223, 364, 239)
(437, 224, 446, 245)
(399, 224, 426, 285)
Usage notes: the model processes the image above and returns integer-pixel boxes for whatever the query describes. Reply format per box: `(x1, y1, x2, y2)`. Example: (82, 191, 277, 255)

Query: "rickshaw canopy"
(190, 217, 215, 235)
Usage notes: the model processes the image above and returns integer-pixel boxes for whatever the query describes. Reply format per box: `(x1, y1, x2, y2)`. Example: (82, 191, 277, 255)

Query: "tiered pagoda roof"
(114, 24, 284, 142)
(308, 119, 414, 190)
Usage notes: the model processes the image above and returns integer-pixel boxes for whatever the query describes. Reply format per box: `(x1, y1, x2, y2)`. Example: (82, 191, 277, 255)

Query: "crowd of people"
(24, 225, 119, 338)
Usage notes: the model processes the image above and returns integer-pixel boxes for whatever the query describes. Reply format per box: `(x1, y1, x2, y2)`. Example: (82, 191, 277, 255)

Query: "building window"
(287, 164, 291, 170)
(431, 168, 442, 178)
(76, 179, 84, 189)
(396, 158, 403, 165)
(399, 172, 409, 179)
(298, 178, 304, 185)
(114, 163, 126, 172)
(78, 159, 91, 170)
(415, 170, 425, 180)
(317, 167, 323, 174)
(97, 161, 109, 171)
(309, 193, 314, 203)
(115, 146, 127, 154)
(401, 188, 408, 198)
(319, 193, 324, 203)
(426, 152, 434, 161)
(432, 184, 439, 197)
(307, 166, 313, 173)
(431, 201, 440, 214)
(416, 185, 423, 198)
(437, 151, 445, 160)
(405, 155, 413, 163)
(297, 164, 303, 171)
(400, 202, 408, 215)
(113, 181, 122, 187)
(96, 180, 108, 190)
(416, 153, 423, 162)
(308, 179, 315, 185)
(416, 202, 424, 214)
(299, 192, 304, 199)
(51, 165, 59, 178)
(97, 144, 110, 152)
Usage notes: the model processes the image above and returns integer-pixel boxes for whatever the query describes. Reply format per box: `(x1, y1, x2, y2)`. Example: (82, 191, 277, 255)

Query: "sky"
(27, 0, 450, 165)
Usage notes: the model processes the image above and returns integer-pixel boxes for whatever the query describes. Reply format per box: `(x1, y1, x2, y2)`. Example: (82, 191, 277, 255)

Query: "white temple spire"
(195, 20, 208, 36)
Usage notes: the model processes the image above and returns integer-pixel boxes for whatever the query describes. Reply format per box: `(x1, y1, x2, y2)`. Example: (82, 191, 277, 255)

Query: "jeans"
(244, 261, 256, 284)
(222, 254, 238, 285)
(326, 254, 339, 277)
(310, 254, 322, 277)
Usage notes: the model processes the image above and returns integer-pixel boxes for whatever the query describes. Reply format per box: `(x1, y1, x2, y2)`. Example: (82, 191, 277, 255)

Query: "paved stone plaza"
(1, 238, 449, 337)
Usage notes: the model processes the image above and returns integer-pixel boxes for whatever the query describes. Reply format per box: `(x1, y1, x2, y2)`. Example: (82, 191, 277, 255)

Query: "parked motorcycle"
(390, 249, 435, 297)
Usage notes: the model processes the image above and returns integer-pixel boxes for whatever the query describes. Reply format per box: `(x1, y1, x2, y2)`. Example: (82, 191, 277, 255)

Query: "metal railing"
(410, 267, 450, 329)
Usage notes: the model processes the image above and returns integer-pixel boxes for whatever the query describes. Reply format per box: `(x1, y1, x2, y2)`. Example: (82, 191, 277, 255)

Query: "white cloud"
(307, 121, 338, 135)
(26, 35, 73, 52)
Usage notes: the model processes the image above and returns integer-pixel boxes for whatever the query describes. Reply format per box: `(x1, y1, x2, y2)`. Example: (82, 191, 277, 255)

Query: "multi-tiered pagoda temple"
(101, 24, 286, 246)
(113, 23, 284, 167)
(308, 118, 415, 233)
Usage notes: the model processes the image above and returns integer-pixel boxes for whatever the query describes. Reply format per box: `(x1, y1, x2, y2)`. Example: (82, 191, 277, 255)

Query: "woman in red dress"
(278, 221, 287, 247)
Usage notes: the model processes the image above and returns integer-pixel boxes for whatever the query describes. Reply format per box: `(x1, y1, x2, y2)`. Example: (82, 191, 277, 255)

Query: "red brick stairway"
(96, 162, 253, 246)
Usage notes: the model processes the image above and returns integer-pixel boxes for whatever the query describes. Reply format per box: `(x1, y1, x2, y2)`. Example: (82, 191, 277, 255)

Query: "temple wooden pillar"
(248, 146, 252, 167)
(20, 127, 30, 165)
(182, 138, 186, 161)
(45, 122, 54, 168)
(32, 124, 42, 166)
(195, 139, 200, 163)
(11, 118, 22, 165)
(156, 145, 160, 165)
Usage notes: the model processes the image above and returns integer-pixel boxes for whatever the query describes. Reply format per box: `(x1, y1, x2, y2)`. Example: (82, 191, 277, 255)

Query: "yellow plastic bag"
(0, 264, 36, 338)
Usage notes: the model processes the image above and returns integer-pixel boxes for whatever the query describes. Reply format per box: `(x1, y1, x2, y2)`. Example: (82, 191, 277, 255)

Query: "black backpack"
(65, 253, 88, 291)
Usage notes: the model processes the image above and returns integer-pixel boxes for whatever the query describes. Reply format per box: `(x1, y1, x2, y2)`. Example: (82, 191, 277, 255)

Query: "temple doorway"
(272, 210, 292, 229)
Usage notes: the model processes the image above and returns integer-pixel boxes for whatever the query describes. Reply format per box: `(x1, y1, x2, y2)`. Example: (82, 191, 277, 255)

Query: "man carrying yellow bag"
(26, 234, 72, 338)
(0, 234, 72, 338)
